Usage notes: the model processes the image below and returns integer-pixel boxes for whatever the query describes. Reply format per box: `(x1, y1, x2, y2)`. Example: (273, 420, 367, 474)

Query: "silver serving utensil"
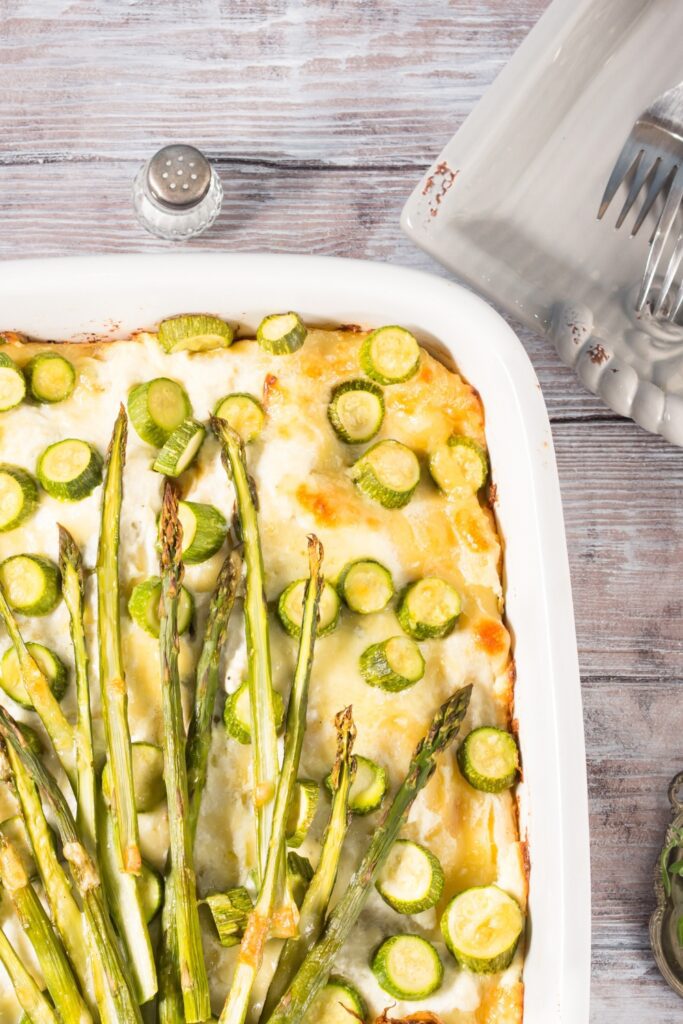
(598, 81, 683, 318)
(650, 771, 683, 999)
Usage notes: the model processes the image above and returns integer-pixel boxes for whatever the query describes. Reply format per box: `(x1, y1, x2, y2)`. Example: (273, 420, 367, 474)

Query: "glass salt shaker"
(133, 144, 223, 240)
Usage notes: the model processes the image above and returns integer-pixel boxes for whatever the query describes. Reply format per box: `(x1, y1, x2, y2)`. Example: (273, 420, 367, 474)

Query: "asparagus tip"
(329, 706, 357, 791)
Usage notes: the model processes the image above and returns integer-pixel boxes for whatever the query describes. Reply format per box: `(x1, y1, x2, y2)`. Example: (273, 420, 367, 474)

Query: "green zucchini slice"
(457, 727, 519, 794)
(375, 839, 444, 914)
(429, 435, 489, 495)
(256, 312, 307, 355)
(327, 379, 385, 444)
(138, 861, 164, 923)
(277, 578, 340, 638)
(304, 975, 368, 1024)
(397, 577, 462, 640)
(287, 851, 314, 908)
(338, 558, 394, 614)
(0, 641, 67, 709)
(359, 636, 425, 692)
(351, 439, 420, 509)
(16, 722, 43, 756)
(128, 378, 192, 447)
(0, 465, 39, 532)
(102, 741, 166, 813)
(440, 885, 524, 974)
(202, 887, 253, 947)
(128, 576, 194, 638)
(223, 681, 285, 745)
(214, 393, 265, 444)
(37, 439, 103, 501)
(286, 779, 319, 848)
(325, 754, 387, 816)
(25, 352, 76, 404)
(0, 352, 26, 412)
(0, 554, 61, 616)
(360, 326, 421, 385)
(371, 934, 443, 1000)
(177, 500, 227, 564)
(157, 314, 234, 353)
(152, 418, 206, 477)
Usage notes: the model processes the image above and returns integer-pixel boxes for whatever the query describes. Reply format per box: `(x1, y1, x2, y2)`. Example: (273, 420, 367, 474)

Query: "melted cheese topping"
(0, 329, 525, 1023)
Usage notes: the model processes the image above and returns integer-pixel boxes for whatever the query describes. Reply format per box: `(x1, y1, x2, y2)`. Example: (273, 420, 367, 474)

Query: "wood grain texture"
(1, 1, 682, 1021)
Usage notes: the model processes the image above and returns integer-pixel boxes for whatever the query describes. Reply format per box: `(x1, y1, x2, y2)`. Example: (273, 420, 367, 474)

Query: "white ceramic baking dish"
(0, 254, 590, 1024)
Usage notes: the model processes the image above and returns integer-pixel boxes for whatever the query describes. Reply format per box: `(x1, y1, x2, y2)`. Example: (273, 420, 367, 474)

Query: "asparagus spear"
(0, 587, 75, 788)
(96, 407, 141, 875)
(211, 417, 280, 881)
(0, 924, 60, 1024)
(158, 480, 210, 1023)
(265, 685, 473, 1024)
(59, 526, 96, 854)
(186, 546, 242, 838)
(0, 706, 144, 1024)
(260, 706, 356, 1020)
(159, 547, 243, 1024)
(219, 535, 324, 1024)
(0, 831, 92, 1024)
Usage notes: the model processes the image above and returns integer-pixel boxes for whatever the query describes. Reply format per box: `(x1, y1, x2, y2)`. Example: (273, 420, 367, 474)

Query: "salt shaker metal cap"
(133, 144, 222, 240)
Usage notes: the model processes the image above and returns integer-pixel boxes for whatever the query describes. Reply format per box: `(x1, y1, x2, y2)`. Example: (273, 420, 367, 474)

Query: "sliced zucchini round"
(325, 754, 387, 816)
(371, 934, 443, 1000)
(25, 352, 76, 404)
(327, 379, 385, 444)
(214, 393, 265, 444)
(277, 578, 340, 638)
(177, 500, 227, 564)
(0, 641, 68, 709)
(157, 314, 234, 353)
(337, 558, 394, 614)
(138, 861, 164, 923)
(37, 439, 103, 501)
(223, 682, 285, 745)
(397, 577, 462, 640)
(359, 636, 425, 692)
(256, 312, 307, 355)
(351, 440, 420, 509)
(128, 576, 194, 639)
(102, 742, 166, 814)
(375, 839, 444, 914)
(304, 975, 368, 1024)
(360, 326, 420, 385)
(16, 722, 43, 756)
(0, 555, 61, 616)
(286, 779, 320, 848)
(128, 378, 192, 447)
(440, 885, 524, 974)
(152, 418, 206, 477)
(429, 435, 489, 495)
(0, 352, 26, 412)
(287, 850, 314, 909)
(457, 727, 519, 794)
(0, 465, 39, 533)
(203, 887, 253, 947)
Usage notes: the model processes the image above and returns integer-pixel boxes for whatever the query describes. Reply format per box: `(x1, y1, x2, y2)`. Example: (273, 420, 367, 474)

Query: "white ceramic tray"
(402, 0, 683, 446)
(0, 254, 590, 1024)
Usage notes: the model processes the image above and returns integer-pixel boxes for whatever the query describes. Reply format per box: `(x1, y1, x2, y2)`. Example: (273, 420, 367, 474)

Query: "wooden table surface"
(1, 2, 682, 1021)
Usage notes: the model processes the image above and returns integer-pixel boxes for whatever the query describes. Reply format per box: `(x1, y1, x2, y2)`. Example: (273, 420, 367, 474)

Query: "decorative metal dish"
(651, 771, 683, 999)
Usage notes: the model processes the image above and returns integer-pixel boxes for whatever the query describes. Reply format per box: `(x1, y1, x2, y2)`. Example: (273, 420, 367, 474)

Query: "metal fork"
(598, 80, 683, 319)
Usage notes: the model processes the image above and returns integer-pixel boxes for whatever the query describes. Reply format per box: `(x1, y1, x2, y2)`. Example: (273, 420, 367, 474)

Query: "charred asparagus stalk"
(0, 923, 60, 1024)
(96, 407, 141, 876)
(59, 526, 96, 854)
(265, 685, 473, 1024)
(219, 535, 324, 1024)
(0, 831, 92, 1024)
(260, 706, 356, 1020)
(158, 481, 210, 1023)
(0, 706, 144, 1024)
(0, 587, 75, 787)
(211, 417, 280, 881)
